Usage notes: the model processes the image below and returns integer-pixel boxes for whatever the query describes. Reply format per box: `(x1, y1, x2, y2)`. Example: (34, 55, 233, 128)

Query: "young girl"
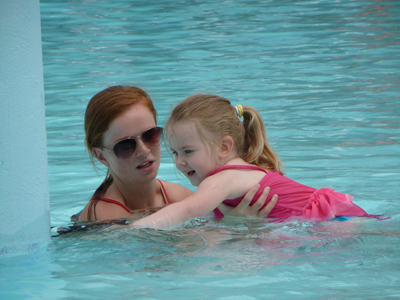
(131, 94, 380, 230)
(77, 86, 273, 223)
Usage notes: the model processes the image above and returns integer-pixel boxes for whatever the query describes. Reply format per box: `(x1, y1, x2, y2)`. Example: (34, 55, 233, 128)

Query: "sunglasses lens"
(113, 139, 137, 159)
(111, 127, 163, 159)
(142, 127, 163, 147)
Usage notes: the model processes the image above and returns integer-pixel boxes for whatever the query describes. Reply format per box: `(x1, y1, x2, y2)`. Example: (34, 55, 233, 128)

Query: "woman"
(79, 86, 277, 222)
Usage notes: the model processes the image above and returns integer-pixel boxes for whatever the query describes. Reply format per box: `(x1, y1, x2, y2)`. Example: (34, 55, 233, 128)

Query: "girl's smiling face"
(168, 122, 221, 186)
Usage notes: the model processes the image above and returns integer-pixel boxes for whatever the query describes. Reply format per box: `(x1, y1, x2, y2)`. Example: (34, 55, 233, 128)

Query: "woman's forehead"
(105, 104, 156, 142)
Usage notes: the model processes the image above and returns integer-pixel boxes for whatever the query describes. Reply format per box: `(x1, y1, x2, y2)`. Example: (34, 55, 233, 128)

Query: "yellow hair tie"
(235, 105, 244, 118)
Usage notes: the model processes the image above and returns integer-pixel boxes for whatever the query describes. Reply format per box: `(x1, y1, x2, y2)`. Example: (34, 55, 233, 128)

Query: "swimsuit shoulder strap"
(97, 197, 132, 214)
(157, 179, 171, 204)
(94, 179, 170, 217)
(207, 164, 268, 177)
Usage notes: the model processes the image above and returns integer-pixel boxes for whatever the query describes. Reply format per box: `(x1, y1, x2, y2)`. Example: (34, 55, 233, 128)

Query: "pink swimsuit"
(211, 165, 375, 221)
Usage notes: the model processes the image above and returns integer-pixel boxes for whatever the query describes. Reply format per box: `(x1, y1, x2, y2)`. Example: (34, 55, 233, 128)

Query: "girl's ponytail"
(241, 106, 284, 175)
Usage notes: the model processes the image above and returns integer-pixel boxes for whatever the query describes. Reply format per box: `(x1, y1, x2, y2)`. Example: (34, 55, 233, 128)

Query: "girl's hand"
(218, 184, 278, 218)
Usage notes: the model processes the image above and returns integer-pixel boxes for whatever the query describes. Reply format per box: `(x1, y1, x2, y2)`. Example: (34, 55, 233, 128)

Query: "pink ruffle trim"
(302, 188, 364, 220)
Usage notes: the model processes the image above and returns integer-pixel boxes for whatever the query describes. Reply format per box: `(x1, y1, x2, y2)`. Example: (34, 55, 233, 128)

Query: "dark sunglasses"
(101, 127, 164, 159)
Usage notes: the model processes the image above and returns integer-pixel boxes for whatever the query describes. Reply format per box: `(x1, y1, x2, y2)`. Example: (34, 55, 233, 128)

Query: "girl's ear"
(93, 147, 110, 167)
(219, 136, 234, 158)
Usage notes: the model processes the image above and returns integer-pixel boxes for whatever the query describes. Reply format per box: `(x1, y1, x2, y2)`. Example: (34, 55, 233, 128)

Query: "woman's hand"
(218, 184, 278, 218)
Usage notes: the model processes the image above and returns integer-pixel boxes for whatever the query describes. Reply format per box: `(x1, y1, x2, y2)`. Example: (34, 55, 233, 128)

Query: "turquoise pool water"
(1, 0, 400, 299)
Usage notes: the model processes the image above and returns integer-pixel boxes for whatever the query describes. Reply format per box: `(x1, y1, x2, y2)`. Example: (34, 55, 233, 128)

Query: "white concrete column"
(0, 0, 50, 255)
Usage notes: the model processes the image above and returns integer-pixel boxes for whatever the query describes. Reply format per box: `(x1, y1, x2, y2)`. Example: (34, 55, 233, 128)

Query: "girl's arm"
(132, 173, 238, 230)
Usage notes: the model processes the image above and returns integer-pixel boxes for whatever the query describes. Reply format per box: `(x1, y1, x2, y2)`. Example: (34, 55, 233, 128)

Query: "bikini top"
(96, 179, 171, 214)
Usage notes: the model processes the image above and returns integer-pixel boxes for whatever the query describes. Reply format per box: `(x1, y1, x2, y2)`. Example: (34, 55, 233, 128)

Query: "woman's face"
(96, 103, 161, 185)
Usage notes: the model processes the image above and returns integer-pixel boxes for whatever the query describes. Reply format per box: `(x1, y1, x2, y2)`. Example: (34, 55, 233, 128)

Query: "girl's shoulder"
(204, 165, 267, 199)
(209, 164, 268, 176)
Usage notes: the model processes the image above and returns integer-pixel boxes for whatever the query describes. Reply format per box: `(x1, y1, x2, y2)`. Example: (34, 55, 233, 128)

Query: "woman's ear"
(219, 136, 234, 158)
(93, 147, 110, 167)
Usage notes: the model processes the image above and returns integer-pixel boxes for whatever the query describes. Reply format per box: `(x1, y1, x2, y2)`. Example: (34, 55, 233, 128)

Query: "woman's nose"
(135, 139, 151, 157)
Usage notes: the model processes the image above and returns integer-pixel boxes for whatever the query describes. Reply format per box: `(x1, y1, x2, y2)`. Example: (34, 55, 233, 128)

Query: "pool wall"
(0, 0, 50, 255)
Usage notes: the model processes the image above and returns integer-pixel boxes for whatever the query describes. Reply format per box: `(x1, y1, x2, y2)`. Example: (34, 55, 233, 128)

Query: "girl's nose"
(176, 156, 187, 166)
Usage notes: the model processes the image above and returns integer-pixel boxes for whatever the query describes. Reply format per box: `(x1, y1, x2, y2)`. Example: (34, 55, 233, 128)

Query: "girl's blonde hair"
(166, 94, 284, 174)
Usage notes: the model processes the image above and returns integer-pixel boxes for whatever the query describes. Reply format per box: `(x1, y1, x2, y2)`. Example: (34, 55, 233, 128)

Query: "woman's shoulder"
(159, 180, 193, 203)
(79, 197, 131, 221)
